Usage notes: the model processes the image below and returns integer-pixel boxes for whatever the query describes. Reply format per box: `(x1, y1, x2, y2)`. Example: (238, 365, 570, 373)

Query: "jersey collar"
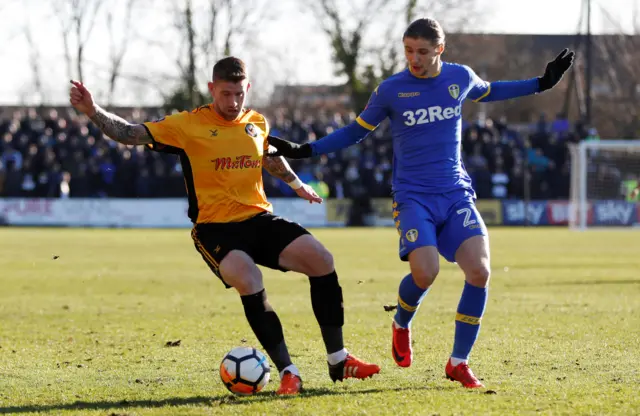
(209, 105, 253, 125)
(409, 62, 443, 79)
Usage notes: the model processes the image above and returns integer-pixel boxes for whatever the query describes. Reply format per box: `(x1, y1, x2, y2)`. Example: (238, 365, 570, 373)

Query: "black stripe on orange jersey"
(142, 124, 181, 154)
(143, 124, 199, 223)
(179, 152, 199, 223)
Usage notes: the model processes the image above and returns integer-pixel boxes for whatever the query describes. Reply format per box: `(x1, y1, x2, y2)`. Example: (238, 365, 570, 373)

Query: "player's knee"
(220, 252, 263, 295)
(281, 235, 334, 276)
(318, 243, 335, 269)
(229, 271, 263, 295)
(411, 263, 439, 289)
(305, 243, 334, 276)
(465, 263, 491, 287)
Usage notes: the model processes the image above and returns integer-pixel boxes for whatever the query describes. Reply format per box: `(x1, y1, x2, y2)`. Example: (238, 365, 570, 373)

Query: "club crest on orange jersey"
(245, 123, 257, 137)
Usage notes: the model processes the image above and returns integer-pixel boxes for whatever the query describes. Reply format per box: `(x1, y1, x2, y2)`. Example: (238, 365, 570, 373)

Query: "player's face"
(208, 79, 250, 120)
(403, 37, 444, 76)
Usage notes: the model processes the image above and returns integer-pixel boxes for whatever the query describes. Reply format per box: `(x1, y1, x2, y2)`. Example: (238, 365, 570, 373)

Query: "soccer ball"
(219, 347, 270, 395)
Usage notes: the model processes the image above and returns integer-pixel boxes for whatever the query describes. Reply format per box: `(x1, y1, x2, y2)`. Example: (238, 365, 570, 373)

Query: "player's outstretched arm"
(262, 154, 299, 183)
(269, 85, 386, 158)
(88, 106, 152, 146)
(267, 136, 313, 159)
(69, 80, 152, 146)
(262, 155, 323, 203)
(472, 49, 575, 103)
(267, 121, 370, 159)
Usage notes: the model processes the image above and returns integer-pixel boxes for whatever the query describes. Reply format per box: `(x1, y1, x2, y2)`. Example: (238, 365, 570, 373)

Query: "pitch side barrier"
(0, 198, 637, 227)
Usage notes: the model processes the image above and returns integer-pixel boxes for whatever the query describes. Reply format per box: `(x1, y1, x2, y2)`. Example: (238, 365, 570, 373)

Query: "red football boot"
(328, 354, 380, 382)
(445, 358, 484, 388)
(391, 322, 412, 367)
(276, 371, 302, 395)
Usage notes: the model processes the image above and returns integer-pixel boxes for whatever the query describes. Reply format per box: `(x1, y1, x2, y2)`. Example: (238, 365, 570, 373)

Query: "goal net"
(569, 140, 640, 230)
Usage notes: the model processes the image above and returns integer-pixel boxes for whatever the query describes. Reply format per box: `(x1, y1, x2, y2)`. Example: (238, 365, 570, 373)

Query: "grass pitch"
(0, 227, 638, 415)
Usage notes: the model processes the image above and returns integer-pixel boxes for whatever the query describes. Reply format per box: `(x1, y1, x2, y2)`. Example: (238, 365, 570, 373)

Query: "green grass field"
(0, 227, 639, 415)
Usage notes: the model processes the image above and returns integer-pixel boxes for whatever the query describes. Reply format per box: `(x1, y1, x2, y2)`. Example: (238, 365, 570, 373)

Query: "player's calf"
(450, 235, 490, 374)
(240, 289, 296, 377)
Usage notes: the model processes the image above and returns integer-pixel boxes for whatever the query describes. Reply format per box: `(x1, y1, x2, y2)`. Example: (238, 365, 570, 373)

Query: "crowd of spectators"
(0, 106, 593, 200)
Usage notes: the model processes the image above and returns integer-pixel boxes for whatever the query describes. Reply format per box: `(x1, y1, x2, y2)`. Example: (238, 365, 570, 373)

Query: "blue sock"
(394, 274, 429, 328)
(452, 282, 488, 361)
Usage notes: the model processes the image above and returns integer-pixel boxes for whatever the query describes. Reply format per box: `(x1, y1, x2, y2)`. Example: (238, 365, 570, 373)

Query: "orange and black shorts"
(191, 212, 310, 288)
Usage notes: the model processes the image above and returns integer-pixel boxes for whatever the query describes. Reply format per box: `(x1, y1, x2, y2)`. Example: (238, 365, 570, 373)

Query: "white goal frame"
(569, 140, 640, 230)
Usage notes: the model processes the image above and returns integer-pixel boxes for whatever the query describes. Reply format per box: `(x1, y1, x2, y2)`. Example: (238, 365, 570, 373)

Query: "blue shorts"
(393, 189, 488, 263)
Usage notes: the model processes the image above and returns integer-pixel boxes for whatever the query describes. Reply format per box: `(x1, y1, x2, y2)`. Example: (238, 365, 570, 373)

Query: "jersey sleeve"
(464, 66, 492, 102)
(143, 111, 189, 149)
(356, 84, 390, 131)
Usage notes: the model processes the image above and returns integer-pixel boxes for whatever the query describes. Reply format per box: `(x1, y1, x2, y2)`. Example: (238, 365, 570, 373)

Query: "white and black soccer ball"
(219, 347, 270, 395)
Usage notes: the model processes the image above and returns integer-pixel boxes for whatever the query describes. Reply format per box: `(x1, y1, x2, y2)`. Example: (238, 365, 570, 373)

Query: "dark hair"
(212, 57, 247, 82)
(403, 18, 445, 44)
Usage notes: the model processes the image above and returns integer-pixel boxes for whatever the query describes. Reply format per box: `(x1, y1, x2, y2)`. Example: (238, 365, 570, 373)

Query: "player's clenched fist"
(69, 80, 96, 116)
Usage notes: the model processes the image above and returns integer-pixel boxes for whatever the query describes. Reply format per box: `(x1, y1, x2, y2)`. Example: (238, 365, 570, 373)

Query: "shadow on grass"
(0, 385, 446, 414)
(547, 279, 640, 286)
(509, 279, 640, 288)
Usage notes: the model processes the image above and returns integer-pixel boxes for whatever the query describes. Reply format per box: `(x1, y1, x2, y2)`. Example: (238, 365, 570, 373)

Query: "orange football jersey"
(143, 105, 272, 223)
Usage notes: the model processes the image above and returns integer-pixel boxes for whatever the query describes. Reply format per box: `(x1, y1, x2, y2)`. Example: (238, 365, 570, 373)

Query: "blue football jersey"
(357, 62, 491, 194)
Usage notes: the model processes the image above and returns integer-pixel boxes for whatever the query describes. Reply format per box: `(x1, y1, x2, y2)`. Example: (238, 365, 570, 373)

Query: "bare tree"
(157, 0, 204, 109)
(185, 0, 198, 108)
(105, 0, 140, 106)
(197, 0, 269, 81)
(23, 5, 46, 104)
(308, 0, 483, 111)
(51, 0, 104, 83)
(307, 0, 394, 111)
(591, 4, 640, 137)
(369, 0, 420, 83)
(164, 0, 271, 110)
(73, 0, 103, 83)
(52, 0, 74, 81)
(201, 0, 223, 60)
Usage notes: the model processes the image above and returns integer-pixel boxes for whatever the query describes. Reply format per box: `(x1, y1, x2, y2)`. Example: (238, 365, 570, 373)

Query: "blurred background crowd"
(0, 106, 595, 201)
(1, 0, 638, 204)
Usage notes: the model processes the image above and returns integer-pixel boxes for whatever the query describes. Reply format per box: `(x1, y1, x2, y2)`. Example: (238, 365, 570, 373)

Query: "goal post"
(569, 140, 640, 230)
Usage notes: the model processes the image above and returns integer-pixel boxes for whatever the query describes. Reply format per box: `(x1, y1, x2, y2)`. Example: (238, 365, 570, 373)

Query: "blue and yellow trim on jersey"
(392, 200, 402, 236)
(470, 79, 539, 103)
(409, 65, 442, 79)
(471, 84, 492, 102)
(356, 116, 376, 131)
